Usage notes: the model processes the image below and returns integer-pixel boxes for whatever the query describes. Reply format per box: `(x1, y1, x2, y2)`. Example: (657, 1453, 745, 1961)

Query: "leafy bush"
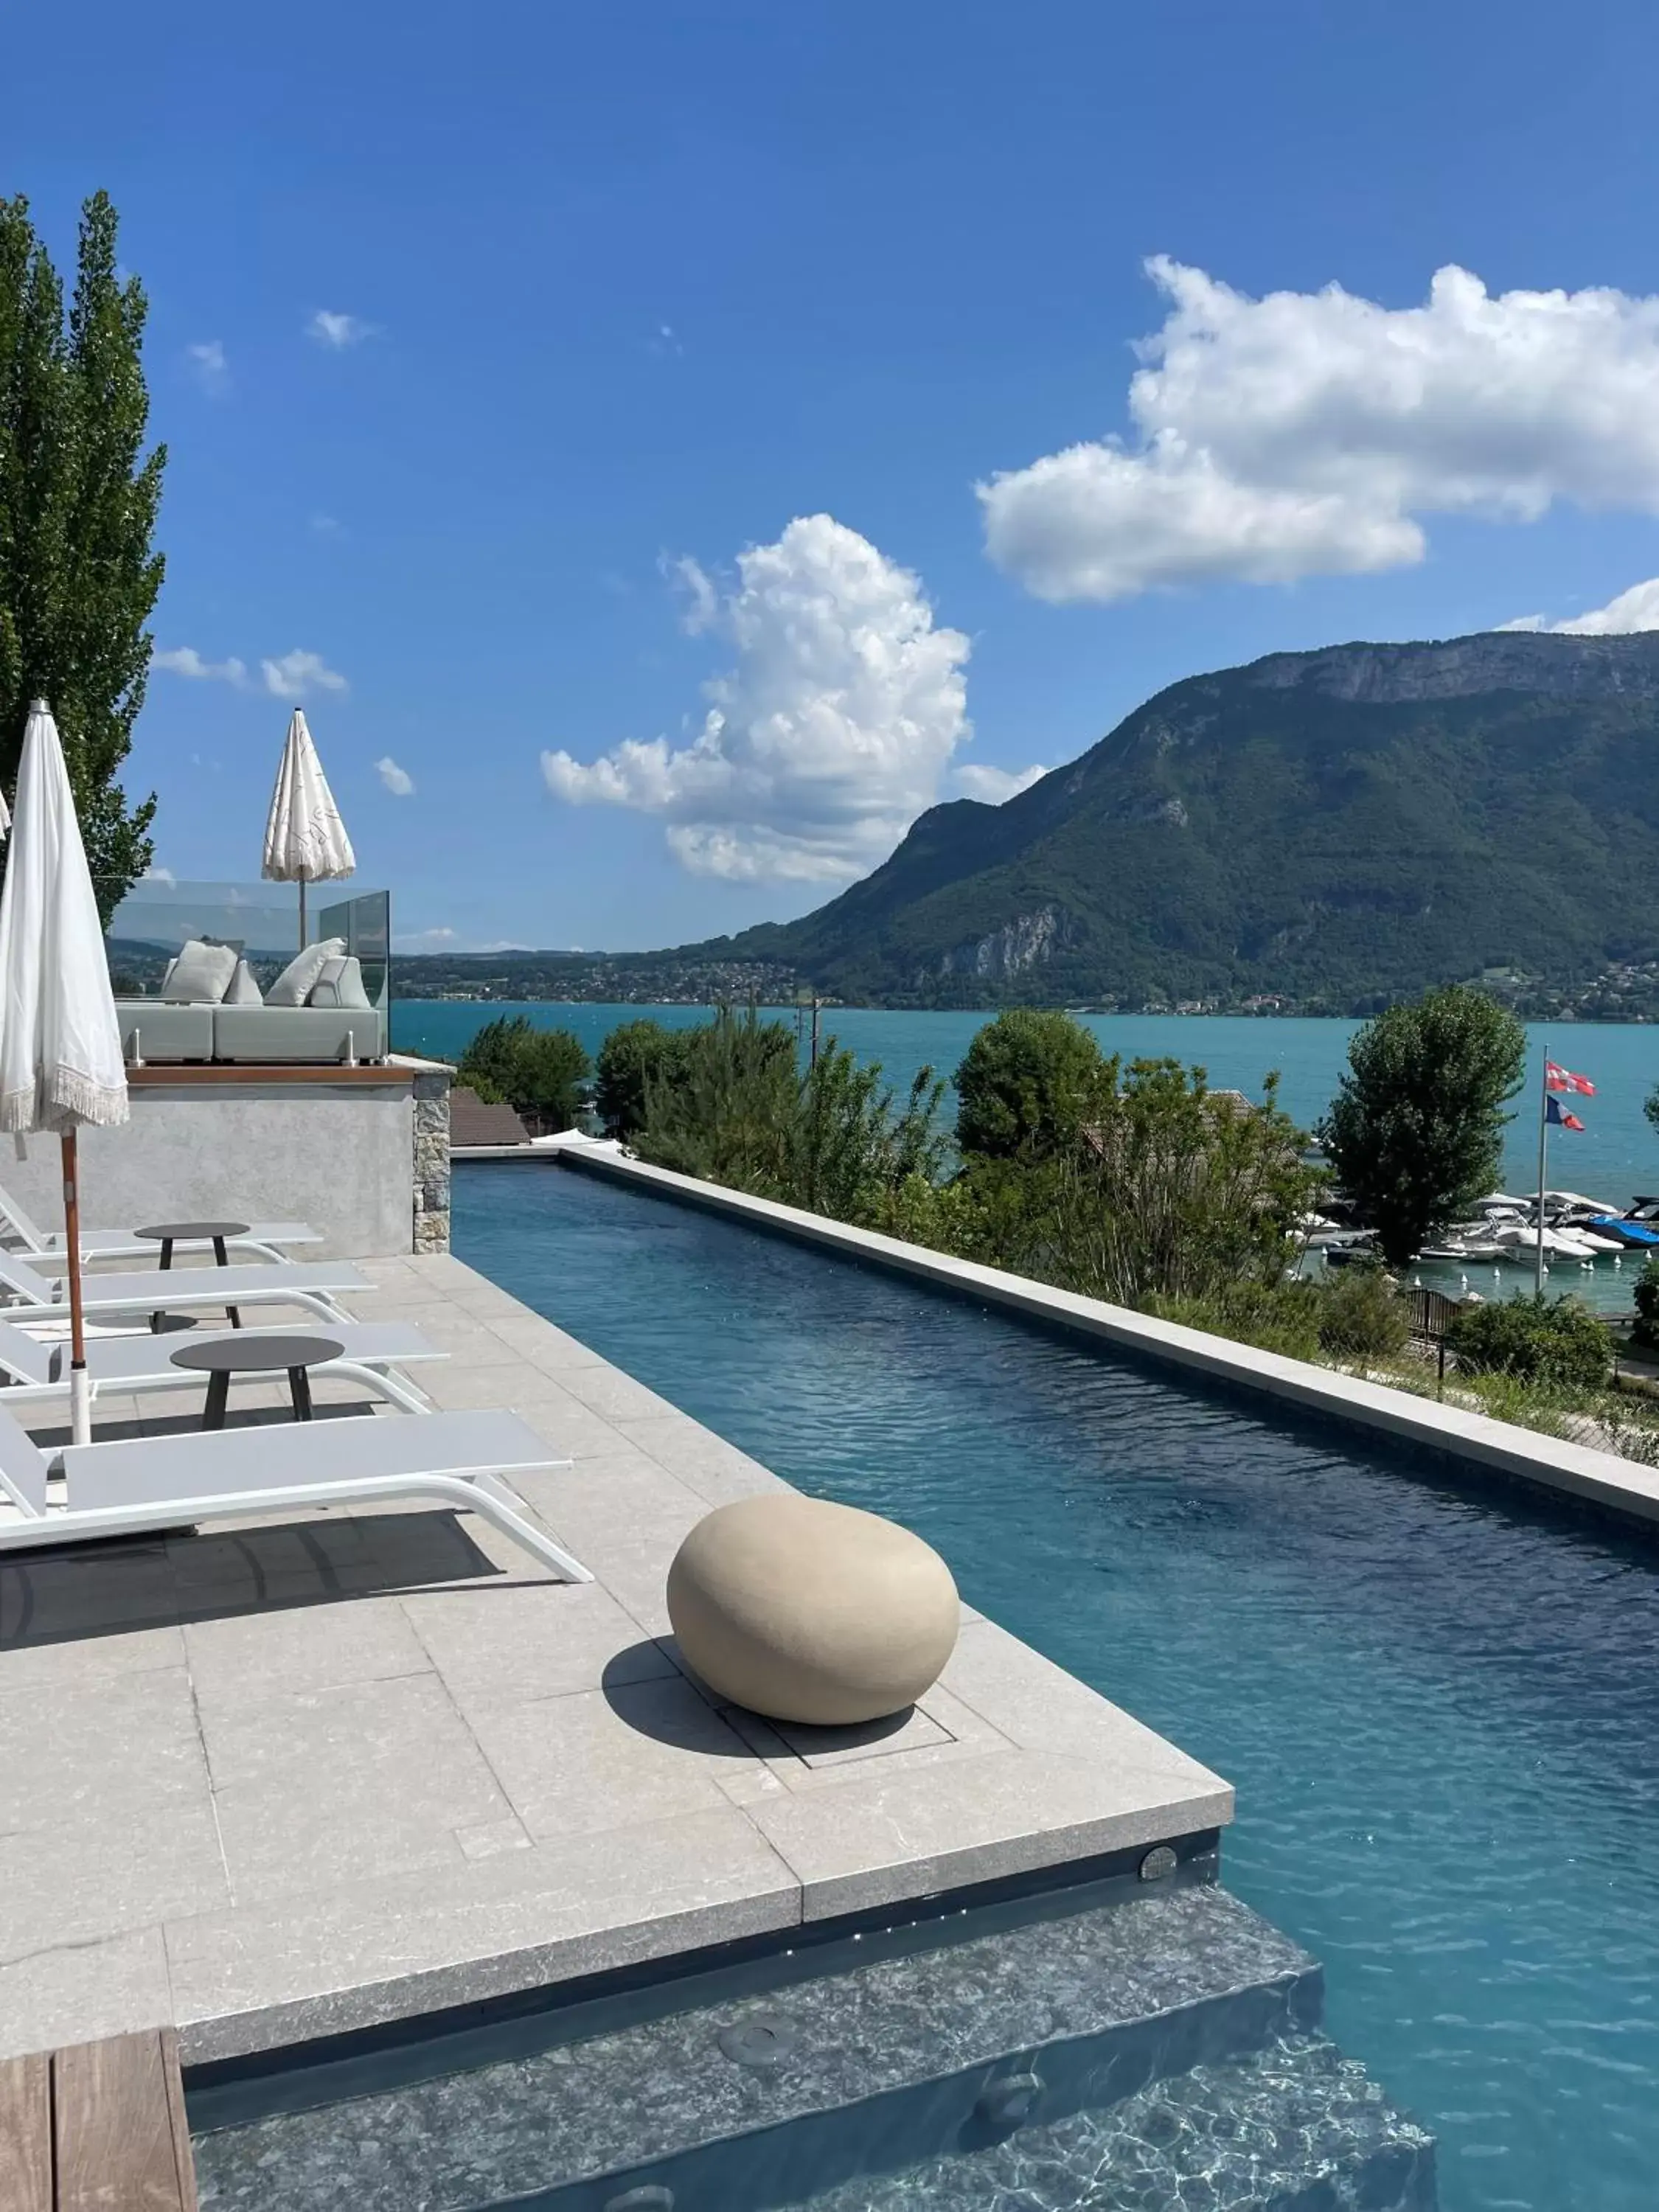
(1315, 1265, 1411, 1363)
(457, 1016, 590, 1130)
(633, 1004, 947, 1225)
(594, 1019, 687, 1138)
(973, 1059, 1321, 1310)
(1633, 1253, 1659, 1349)
(1445, 1295, 1610, 1391)
(954, 1010, 1104, 1160)
(1146, 1281, 1324, 1362)
(632, 1005, 798, 1189)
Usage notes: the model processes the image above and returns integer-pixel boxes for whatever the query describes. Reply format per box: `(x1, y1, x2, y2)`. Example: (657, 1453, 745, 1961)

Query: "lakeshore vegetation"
(524, 990, 1659, 1466)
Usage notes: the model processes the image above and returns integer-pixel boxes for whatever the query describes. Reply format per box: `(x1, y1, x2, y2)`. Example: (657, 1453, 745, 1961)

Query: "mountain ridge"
(708, 627, 1659, 1009)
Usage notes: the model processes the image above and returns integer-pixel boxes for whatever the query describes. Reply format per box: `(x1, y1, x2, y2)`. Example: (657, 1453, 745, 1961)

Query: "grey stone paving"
(0, 1251, 1231, 2064)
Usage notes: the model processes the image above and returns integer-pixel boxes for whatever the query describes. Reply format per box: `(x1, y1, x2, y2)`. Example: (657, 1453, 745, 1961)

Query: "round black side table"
(170, 1333, 345, 1430)
(134, 1220, 251, 1332)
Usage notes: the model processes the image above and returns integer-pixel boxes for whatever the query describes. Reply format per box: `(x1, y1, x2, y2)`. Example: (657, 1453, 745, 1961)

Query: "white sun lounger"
(0, 1315, 442, 1416)
(0, 1251, 366, 1327)
(0, 1401, 590, 1580)
(0, 1178, 321, 1266)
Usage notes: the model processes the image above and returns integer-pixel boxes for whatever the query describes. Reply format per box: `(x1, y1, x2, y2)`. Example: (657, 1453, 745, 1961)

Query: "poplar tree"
(0, 189, 163, 912)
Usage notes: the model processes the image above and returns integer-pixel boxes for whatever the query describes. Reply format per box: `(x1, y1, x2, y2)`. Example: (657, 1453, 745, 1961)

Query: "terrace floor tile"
(400, 1576, 671, 1708)
(465, 1675, 768, 1842)
(0, 1243, 1230, 2065)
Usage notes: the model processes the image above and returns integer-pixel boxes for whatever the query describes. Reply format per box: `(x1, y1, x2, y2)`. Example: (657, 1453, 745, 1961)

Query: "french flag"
(1546, 1060, 1595, 1096)
(1546, 1096, 1586, 1133)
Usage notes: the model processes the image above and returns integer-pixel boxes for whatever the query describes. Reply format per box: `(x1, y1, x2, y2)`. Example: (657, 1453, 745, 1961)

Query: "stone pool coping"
(540, 1143, 1659, 1531)
(0, 1251, 1228, 2067)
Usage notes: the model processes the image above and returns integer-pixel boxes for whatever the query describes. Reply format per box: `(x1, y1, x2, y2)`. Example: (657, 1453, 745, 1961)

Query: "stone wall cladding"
(412, 1071, 452, 1252)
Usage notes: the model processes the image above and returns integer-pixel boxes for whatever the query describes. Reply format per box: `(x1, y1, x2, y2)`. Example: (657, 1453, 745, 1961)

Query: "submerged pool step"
(192, 1886, 1327, 2212)
(801, 2033, 1436, 2212)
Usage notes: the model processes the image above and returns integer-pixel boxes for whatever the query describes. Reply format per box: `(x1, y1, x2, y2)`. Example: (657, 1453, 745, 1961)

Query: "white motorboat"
(1489, 1222, 1600, 1262)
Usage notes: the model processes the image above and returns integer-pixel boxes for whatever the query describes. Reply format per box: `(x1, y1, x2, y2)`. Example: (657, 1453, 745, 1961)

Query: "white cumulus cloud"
(262, 650, 347, 699)
(981, 258, 1659, 603)
(186, 340, 228, 396)
(153, 646, 249, 686)
(307, 309, 374, 349)
(1500, 577, 1659, 634)
(375, 755, 414, 796)
(542, 515, 971, 883)
(954, 762, 1048, 803)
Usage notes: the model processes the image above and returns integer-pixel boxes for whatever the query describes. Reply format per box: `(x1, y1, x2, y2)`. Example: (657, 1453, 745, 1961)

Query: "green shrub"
(457, 1016, 590, 1130)
(969, 1060, 1321, 1311)
(1445, 1295, 1610, 1391)
(594, 1019, 687, 1138)
(632, 1004, 947, 1223)
(1632, 1254, 1659, 1349)
(954, 1010, 1104, 1160)
(1144, 1281, 1324, 1363)
(1315, 1265, 1411, 1363)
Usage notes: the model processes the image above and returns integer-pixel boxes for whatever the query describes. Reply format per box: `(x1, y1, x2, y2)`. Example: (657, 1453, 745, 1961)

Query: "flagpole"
(1534, 1040, 1548, 1299)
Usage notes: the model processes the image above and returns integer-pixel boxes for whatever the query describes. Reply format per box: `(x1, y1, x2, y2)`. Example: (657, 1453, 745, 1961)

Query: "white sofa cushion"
(266, 936, 346, 1006)
(222, 957, 265, 1006)
(307, 955, 372, 1010)
(161, 939, 239, 1004)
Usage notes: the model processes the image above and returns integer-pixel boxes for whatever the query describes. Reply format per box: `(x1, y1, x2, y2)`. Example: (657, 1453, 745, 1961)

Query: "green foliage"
(594, 1019, 686, 1138)
(1140, 1265, 1408, 1368)
(1314, 1263, 1411, 1363)
(1445, 1295, 1610, 1392)
(950, 1059, 1321, 1310)
(1632, 1253, 1659, 1349)
(1145, 1281, 1324, 1362)
(0, 191, 163, 913)
(633, 1006, 798, 1188)
(457, 1015, 591, 1129)
(632, 1004, 947, 1227)
(953, 1009, 1104, 1158)
(1320, 987, 1526, 1266)
(787, 1047, 947, 1222)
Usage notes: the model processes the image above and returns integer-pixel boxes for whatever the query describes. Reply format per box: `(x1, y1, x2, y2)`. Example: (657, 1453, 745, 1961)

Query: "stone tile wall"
(411, 1071, 451, 1253)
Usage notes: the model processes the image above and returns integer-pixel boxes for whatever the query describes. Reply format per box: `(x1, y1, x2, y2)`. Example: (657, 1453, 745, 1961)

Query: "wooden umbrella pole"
(61, 1130, 90, 1446)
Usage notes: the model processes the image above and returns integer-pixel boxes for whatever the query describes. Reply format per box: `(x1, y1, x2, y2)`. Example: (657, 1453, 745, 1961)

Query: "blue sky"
(13, 0, 1659, 951)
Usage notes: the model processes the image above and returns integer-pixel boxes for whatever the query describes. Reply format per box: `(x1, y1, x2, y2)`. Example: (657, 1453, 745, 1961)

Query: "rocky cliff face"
(937, 905, 1066, 981)
(1244, 629, 1659, 706)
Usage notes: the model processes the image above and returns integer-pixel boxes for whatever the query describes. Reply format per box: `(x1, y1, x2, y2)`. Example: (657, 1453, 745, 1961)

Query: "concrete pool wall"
(534, 1142, 1659, 1532)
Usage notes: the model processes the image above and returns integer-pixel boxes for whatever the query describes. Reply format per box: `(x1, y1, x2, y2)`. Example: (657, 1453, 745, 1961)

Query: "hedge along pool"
(458, 1163, 1659, 2212)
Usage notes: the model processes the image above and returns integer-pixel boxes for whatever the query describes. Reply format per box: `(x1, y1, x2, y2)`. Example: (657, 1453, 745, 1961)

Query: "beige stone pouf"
(666, 1495, 960, 1727)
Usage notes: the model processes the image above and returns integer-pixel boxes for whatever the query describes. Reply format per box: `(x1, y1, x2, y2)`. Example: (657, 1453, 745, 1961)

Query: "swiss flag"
(1546, 1060, 1596, 1096)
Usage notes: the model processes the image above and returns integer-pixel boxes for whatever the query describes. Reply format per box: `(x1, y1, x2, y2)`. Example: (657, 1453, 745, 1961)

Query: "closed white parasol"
(0, 702, 130, 1444)
(261, 708, 355, 948)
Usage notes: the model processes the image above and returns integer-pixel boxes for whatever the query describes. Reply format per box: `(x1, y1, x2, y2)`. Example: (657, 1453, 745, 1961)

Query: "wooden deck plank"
(54, 2031, 192, 2212)
(159, 2034, 198, 2212)
(0, 2052, 52, 2212)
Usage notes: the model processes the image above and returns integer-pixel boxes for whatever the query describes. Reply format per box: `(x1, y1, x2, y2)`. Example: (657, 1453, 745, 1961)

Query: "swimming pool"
(456, 1163, 1659, 2212)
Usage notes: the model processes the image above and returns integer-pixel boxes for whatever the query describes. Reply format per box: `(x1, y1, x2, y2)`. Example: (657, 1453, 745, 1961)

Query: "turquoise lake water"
(459, 1162, 1659, 2212)
(396, 999, 1659, 1207)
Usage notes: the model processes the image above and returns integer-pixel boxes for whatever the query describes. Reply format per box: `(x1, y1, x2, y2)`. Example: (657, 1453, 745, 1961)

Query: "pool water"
(458, 1166, 1659, 2212)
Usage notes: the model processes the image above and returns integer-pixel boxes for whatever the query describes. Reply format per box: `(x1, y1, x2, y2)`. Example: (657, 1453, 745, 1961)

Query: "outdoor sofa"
(114, 932, 388, 1065)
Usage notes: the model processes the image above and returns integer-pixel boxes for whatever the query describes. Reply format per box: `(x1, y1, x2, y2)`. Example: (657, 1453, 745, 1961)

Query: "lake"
(394, 1001, 1659, 1209)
